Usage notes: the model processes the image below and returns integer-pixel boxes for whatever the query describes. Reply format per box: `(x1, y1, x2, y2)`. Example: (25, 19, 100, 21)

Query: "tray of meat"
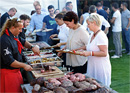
(22, 73, 117, 93)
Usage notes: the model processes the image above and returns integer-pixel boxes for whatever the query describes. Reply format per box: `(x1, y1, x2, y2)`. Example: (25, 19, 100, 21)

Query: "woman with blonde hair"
(80, 13, 111, 87)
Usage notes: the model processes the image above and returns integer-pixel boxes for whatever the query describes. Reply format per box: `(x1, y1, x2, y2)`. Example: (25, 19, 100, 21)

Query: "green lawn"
(110, 53, 130, 93)
(108, 33, 130, 93)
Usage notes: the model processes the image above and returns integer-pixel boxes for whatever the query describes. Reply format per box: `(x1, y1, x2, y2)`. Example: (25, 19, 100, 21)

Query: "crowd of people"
(0, 0, 130, 92)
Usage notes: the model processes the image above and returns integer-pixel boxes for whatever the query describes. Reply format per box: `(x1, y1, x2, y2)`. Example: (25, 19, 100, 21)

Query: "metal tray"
(27, 56, 63, 65)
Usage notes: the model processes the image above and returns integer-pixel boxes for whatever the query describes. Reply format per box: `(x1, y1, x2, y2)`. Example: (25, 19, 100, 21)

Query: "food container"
(27, 56, 63, 66)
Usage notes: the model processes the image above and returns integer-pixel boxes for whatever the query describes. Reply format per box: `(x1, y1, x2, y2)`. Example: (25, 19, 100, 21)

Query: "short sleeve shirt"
(121, 9, 130, 29)
(112, 10, 122, 32)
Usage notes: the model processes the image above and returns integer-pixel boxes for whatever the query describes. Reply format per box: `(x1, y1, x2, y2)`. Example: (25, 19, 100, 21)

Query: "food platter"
(56, 49, 81, 55)
(28, 57, 63, 65)
(33, 29, 53, 33)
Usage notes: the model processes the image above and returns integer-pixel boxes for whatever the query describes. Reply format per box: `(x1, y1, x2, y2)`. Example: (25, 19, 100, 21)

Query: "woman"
(0, 18, 40, 92)
(59, 11, 89, 73)
(80, 13, 111, 87)
(50, 12, 69, 49)
(50, 12, 69, 66)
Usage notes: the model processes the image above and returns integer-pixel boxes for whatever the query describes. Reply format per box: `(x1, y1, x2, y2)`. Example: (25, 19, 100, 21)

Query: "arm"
(24, 41, 40, 55)
(102, 16, 110, 34)
(126, 18, 130, 31)
(56, 42, 67, 47)
(80, 45, 108, 57)
(80, 15, 84, 24)
(10, 60, 33, 71)
(110, 17, 116, 24)
(104, 27, 109, 34)
(42, 22, 47, 30)
(50, 34, 58, 39)
(29, 16, 35, 33)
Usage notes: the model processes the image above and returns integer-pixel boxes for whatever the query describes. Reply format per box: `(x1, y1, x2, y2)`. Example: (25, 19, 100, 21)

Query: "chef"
(0, 18, 40, 92)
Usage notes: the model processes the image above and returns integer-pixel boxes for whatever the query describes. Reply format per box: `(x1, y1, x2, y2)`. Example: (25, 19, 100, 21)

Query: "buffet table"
(22, 41, 117, 93)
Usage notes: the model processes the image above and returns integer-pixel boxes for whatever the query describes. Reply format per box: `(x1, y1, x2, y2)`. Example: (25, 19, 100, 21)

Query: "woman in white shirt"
(59, 11, 89, 73)
(80, 13, 111, 87)
(50, 13, 69, 49)
(50, 13, 69, 67)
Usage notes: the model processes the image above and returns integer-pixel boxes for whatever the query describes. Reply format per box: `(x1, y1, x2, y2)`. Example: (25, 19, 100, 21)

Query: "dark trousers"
(36, 35, 46, 42)
(71, 61, 87, 74)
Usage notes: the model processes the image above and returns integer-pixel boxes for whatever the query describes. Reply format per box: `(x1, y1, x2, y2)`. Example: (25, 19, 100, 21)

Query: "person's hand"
(28, 32, 32, 36)
(56, 43, 62, 47)
(79, 51, 91, 57)
(50, 34, 57, 39)
(32, 45, 40, 56)
(125, 28, 128, 31)
(23, 64, 33, 71)
(58, 52, 63, 57)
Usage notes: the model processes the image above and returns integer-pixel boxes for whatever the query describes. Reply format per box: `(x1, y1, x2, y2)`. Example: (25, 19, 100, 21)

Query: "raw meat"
(44, 81, 56, 90)
(53, 87, 68, 93)
(48, 78, 61, 86)
(61, 80, 73, 87)
(74, 73, 85, 81)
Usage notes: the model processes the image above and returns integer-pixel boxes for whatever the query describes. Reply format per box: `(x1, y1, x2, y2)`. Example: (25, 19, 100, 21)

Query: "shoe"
(127, 52, 130, 55)
(111, 55, 120, 58)
(119, 55, 122, 57)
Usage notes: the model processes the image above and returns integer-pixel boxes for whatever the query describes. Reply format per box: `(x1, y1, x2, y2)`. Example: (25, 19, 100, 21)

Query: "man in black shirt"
(0, 7, 17, 29)
(19, 14, 31, 39)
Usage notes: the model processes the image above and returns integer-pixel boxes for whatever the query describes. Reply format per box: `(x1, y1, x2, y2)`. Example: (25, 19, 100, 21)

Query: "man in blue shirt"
(29, 4, 46, 41)
(42, 5, 58, 45)
(0, 8, 17, 29)
(96, 2, 108, 31)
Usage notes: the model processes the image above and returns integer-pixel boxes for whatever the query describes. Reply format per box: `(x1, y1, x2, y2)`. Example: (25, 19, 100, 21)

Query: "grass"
(110, 53, 130, 93)
(108, 33, 130, 93)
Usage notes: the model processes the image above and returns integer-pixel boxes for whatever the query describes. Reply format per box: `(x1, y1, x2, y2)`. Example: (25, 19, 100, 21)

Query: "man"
(96, 2, 108, 31)
(121, 2, 130, 55)
(0, 8, 17, 29)
(33, 1, 48, 15)
(111, 2, 122, 58)
(66, 1, 73, 11)
(83, 5, 110, 34)
(29, 4, 46, 41)
(97, 2, 108, 20)
(0, 18, 40, 92)
(42, 5, 58, 45)
(19, 14, 31, 39)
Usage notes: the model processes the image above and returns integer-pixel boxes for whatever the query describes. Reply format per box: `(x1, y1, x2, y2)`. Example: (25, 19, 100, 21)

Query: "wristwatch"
(30, 45, 35, 49)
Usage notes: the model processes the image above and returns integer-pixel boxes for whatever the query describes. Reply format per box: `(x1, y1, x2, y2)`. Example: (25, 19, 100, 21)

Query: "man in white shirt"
(110, 2, 122, 58)
(83, 5, 110, 34)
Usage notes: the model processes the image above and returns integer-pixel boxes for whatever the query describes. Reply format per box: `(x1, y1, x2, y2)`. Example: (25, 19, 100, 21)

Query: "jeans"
(113, 32, 122, 56)
(122, 28, 130, 53)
